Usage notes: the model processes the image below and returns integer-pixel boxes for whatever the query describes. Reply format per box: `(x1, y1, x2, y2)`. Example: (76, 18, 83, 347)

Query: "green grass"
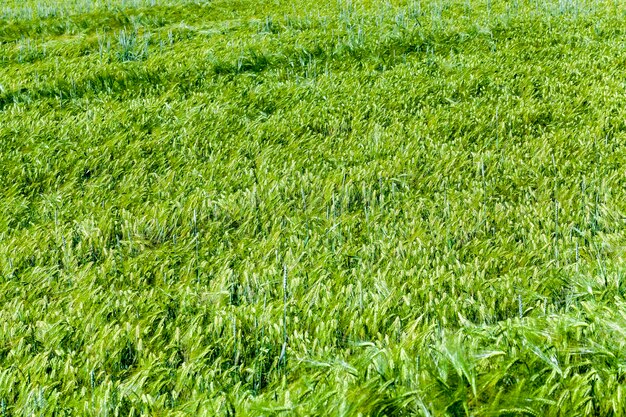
(3, 0, 626, 415)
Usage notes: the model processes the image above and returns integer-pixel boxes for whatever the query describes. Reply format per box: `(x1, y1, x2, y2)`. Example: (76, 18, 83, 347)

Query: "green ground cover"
(2, 0, 626, 415)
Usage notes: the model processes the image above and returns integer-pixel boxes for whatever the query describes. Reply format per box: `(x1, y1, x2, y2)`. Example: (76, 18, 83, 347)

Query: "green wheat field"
(2, 0, 626, 415)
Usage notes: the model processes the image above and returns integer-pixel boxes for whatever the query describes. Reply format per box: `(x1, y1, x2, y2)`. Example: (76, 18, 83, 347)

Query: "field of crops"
(2, 0, 626, 415)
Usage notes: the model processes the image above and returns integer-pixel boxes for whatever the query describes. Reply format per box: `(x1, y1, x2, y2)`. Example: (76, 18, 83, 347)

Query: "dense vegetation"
(2, 0, 626, 415)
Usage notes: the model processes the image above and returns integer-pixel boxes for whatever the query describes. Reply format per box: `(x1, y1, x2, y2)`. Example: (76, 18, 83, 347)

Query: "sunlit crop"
(2, 0, 626, 415)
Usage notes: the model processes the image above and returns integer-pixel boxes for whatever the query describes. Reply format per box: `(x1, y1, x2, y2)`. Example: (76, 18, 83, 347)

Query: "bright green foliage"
(2, 0, 626, 415)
